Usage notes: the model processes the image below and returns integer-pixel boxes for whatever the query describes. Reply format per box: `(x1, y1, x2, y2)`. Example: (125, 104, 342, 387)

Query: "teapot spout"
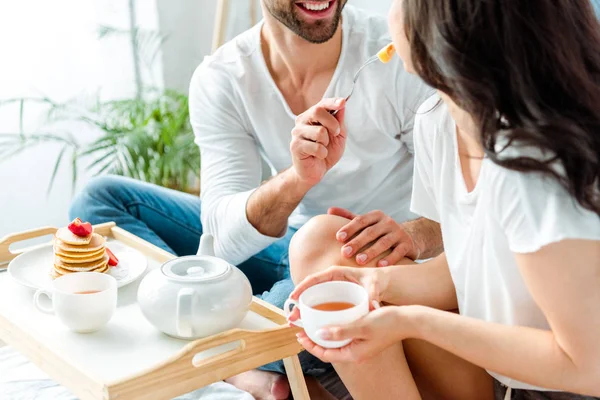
(198, 234, 215, 257)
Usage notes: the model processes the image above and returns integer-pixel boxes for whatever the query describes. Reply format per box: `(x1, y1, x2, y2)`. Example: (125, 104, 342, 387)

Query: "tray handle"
(0, 226, 58, 265)
(191, 339, 245, 368)
(108, 325, 305, 399)
(183, 325, 302, 369)
(0, 222, 117, 266)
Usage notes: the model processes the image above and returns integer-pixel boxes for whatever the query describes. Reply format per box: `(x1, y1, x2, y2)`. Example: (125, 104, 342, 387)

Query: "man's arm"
(190, 62, 348, 263)
(401, 217, 443, 260)
(245, 168, 312, 238)
(190, 63, 276, 264)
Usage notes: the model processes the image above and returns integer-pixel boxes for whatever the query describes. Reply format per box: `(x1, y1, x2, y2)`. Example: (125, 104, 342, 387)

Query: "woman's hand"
(328, 207, 418, 266)
(296, 306, 418, 363)
(287, 266, 387, 323)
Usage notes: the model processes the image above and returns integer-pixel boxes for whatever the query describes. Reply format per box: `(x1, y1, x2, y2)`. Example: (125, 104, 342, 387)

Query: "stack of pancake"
(52, 227, 109, 278)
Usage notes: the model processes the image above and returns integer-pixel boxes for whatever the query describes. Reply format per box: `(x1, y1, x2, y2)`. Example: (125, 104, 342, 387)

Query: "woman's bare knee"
(289, 214, 407, 284)
(289, 214, 350, 284)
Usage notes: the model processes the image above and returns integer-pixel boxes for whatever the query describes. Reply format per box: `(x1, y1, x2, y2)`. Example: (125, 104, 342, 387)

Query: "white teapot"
(137, 234, 253, 339)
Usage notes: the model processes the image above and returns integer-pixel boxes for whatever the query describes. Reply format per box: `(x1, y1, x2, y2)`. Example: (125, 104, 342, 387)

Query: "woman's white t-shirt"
(410, 94, 600, 390)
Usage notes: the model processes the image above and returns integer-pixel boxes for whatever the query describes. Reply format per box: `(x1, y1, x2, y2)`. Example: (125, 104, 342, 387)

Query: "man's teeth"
(303, 2, 331, 11)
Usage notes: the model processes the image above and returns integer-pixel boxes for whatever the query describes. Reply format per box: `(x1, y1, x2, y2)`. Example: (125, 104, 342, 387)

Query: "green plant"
(0, 0, 200, 194)
(0, 89, 199, 194)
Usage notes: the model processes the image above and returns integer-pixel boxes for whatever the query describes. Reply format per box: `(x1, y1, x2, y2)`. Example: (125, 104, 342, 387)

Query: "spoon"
(330, 43, 395, 116)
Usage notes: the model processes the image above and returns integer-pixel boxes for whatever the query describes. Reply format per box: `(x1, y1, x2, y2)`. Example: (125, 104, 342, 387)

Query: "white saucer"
(7, 240, 148, 290)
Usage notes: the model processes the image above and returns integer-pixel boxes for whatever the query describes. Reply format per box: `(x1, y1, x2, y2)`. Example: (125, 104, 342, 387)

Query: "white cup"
(284, 281, 369, 348)
(34, 272, 117, 333)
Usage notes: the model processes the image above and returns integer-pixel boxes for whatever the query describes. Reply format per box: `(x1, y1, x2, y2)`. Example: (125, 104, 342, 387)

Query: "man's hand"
(290, 98, 347, 186)
(245, 98, 346, 238)
(328, 207, 419, 266)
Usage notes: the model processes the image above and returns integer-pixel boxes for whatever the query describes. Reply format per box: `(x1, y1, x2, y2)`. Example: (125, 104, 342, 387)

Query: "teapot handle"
(176, 288, 195, 338)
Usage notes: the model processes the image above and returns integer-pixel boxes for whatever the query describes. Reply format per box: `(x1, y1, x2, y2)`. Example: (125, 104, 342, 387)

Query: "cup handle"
(283, 298, 303, 328)
(176, 288, 195, 338)
(33, 290, 54, 314)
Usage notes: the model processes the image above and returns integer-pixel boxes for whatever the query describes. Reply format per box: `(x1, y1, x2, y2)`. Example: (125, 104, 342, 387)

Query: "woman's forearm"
(404, 306, 600, 396)
(380, 254, 457, 310)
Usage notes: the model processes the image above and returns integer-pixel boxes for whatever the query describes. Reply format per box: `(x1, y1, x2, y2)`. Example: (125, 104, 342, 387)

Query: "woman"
(288, 0, 600, 399)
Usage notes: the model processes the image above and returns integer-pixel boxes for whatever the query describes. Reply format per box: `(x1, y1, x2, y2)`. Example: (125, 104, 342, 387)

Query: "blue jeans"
(69, 175, 330, 376)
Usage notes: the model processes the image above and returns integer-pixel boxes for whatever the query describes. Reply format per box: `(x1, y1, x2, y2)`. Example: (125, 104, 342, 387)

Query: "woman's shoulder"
(485, 144, 571, 200)
(484, 161, 600, 253)
(413, 94, 454, 150)
(415, 93, 446, 125)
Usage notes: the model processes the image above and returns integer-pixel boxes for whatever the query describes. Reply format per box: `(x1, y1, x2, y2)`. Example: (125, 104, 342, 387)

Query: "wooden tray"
(0, 222, 310, 400)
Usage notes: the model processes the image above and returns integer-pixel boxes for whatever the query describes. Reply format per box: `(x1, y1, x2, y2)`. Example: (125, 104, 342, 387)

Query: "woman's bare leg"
(290, 214, 494, 400)
(404, 339, 494, 400)
(289, 214, 410, 283)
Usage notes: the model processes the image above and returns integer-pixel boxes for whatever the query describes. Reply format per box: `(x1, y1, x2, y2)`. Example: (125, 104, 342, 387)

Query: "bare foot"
(226, 370, 290, 400)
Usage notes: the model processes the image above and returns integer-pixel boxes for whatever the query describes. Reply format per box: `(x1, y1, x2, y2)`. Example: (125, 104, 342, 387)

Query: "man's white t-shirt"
(190, 6, 432, 264)
(411, 94, 600, 390)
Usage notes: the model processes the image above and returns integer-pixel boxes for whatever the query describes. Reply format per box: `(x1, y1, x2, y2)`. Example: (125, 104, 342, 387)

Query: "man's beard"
(265, 1, 345, 44)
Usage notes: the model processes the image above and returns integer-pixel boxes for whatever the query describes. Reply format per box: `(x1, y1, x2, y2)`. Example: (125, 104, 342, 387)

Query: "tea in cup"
(34, 272, 117, 333)
(284, 281, 369, 348)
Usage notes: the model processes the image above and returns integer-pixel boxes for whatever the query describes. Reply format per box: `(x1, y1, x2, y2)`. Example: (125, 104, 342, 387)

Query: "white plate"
(7, 240, 148, 290)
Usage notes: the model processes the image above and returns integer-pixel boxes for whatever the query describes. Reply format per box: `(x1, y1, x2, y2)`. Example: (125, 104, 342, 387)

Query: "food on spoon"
(377, 43, 395, 64)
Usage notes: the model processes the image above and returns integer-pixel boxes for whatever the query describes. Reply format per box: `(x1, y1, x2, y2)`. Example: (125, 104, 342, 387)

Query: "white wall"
(351, 0, 392, 16)
(155, 0, 215, 92)
(0, 0, 161, 238)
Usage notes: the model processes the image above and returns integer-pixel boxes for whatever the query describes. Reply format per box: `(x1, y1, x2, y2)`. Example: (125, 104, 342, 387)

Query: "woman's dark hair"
(403, 0, 600, 216)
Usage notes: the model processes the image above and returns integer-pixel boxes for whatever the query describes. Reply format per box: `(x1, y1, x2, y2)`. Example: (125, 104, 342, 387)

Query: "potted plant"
(0, 0, 200, 194)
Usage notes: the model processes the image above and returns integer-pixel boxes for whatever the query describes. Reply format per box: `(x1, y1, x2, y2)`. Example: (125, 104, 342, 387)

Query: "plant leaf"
(80, 142, 117, 157)
(95, 159, 116, 176)
(97, 25, 127, 40)
(72, 151, 78, 194)
(87, 149, 117, 172)
(47, 146, 67, 195)
(0, 133, 74, 163)
(18, 99, 24, 134)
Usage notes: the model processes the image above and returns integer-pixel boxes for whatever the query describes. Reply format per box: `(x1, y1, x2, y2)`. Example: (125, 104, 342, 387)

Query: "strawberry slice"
(106, 248, 119, 267)
(67, 218, 93, 237)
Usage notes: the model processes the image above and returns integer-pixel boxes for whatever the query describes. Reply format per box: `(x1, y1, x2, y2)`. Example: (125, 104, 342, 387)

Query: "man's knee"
(69, 175, 129, 221)
(289, 214, 350, 284)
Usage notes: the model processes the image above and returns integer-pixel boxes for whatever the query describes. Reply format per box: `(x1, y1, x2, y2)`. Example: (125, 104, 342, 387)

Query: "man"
(70, 0, 441, 398)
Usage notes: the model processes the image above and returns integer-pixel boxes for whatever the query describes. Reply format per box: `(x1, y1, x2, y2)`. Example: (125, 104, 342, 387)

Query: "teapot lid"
(161, 256, 231, 282)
